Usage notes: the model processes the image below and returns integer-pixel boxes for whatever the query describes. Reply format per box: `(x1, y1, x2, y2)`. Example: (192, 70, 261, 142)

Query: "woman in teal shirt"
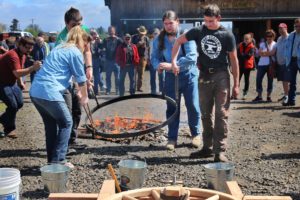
(30, 26, 90, 167)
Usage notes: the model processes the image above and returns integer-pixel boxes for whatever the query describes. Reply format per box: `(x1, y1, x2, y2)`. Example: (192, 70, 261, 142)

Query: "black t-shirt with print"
(185, 25, 236, 70)
(103, 36, 123, 61)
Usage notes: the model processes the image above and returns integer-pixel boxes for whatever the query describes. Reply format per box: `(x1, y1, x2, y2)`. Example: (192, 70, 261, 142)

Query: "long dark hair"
(158, 10, 178, 51)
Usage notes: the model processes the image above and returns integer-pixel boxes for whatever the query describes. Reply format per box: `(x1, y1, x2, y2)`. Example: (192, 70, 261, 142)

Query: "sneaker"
(6, 130, 18, 139)
(242, 91, 248, 100)
(66, 148, 77, 156)
(266, 96, 272, 102)
(166, 141, 176, 151)
(252, 96, 263, 102)
(277, 95, 285, 102)
(214, 152, 229, 162)
(105, 91, 110, 95)
(64, 162, 75, 169)
(282, 101, 295, 106)
(189, 148, 213, 158)
(191, 135, 201, 148)
(282, 96, 289, 104)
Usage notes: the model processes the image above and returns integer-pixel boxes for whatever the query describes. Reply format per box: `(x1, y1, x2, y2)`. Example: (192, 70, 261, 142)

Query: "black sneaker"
(252, 96, 263, 102)
(266, 97, 272, 102)
(282, 101, 296, 106)
(190, 148, 213, 158)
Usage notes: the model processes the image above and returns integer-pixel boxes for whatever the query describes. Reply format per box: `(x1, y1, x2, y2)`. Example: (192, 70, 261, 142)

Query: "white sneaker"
(191, 135, 201, 148)
(166, 141, 176, 151)
(64, 162, 75, 169)
(283, 96, 289, 104)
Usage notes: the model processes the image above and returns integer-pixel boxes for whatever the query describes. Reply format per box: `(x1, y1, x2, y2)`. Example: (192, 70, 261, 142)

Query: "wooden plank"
(243, 196, 292, 200)
(97, 179, 116, 200)
(206, 194, 219, 200)
(225, 181, 244, 200)
(48, 193, 98, 200)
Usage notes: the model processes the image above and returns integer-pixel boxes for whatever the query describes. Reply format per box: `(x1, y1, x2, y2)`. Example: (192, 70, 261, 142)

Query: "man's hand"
(32, 61, 42, 71)
(158, 62, 172, 72)
(232, 85, 239, 99)
(87, 79, 94, 89)
(19, 82, 26, 90)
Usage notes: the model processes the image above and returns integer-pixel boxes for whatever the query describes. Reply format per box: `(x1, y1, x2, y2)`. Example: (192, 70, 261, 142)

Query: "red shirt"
(116, 43, 140, 68)
(0, 49, 25, 85)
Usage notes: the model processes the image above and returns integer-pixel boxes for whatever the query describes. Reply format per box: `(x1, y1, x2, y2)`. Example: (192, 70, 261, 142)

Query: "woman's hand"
(158, 62, 172, 71)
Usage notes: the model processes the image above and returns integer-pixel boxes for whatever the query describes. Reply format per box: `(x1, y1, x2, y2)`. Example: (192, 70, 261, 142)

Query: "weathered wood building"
(104, 0, 299, 42)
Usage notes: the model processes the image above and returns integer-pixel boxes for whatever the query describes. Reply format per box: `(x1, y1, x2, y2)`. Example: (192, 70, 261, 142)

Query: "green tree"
(0, 23, 7, 32)
(24, 24, 42, 37)
(10, 19, 20, 31)
(96, 26, 108, 39)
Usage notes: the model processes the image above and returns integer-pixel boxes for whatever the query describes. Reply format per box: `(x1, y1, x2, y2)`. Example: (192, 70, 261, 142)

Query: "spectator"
(253, 29, 276, 102)
(30, 26, 89, 166)
(0, 34, 9, 54)
(151, 10, 201, 151)
(132, 26, 150, 92)
(149, 28, 164, 94)
(102, 26, 122, 95)
(275, 23, 290, 105)
(29, 36, 49, 81)
(237, 33, 255, 99)
(116, 33, 139, 96)
(48, 35, 56, 51)
(90, 29, 106, 95)
(283, 18, 300, 106)
(0, 37, 41, 138)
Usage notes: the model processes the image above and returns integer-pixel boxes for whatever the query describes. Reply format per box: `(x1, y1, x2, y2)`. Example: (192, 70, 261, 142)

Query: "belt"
(200, 67, 227, 74)
(291, 57, 298, 61)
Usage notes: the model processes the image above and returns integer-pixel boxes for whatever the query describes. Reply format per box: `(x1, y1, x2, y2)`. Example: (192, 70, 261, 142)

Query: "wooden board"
(225, 181, 244, 200)
(97, 179, 116, 200)
(48, 193, 98, 200)
(243, 196, 292, 200)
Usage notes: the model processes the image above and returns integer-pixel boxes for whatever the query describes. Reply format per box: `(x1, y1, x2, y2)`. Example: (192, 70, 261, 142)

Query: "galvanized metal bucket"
(118, 159, 147, 191)
(204, 162, 234, 192)
(40, 164, 70, 193)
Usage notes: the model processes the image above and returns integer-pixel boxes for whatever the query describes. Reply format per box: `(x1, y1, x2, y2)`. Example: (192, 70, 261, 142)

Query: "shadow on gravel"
(261, 153, 300, 160)
(22, 189, 49, 199)
(283, 192, 300, 200)
(0, 164, 42, 176)
(282, 111, 300, 118)
(0, 148, 46, 159)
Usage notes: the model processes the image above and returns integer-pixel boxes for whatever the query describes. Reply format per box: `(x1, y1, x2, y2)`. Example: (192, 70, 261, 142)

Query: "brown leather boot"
(190, 148, 213, 158)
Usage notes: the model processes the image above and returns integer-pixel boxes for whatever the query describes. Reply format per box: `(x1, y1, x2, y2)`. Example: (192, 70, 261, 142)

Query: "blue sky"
(0, 0, 111, 32)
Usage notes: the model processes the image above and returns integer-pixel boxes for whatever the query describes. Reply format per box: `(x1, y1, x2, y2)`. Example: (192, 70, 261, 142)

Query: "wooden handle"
(151, 189, 160, 200)
(205, 194, 219, 200)
(107, 164, 122, 193)
(122, 195, 139, 200)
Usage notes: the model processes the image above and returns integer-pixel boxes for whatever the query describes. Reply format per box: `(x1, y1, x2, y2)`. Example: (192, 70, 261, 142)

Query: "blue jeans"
(0, 83, 23, 134)
(165, 67, 201, 141)
(31, 97, 72, 163)
(288, 59, 300, 103)
(92, 56, 105, 94)
(149, 64, 165, 94)
(119, 65, 135, 96)
(105, 60, 120, 93)
(256, 65, 273, 95)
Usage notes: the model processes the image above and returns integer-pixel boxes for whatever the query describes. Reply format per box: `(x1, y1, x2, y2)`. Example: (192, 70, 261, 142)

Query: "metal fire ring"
(85, 93, 178, 139)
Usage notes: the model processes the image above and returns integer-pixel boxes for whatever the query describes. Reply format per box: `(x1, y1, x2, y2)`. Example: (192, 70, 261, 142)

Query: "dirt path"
(0, 71, 299, 200)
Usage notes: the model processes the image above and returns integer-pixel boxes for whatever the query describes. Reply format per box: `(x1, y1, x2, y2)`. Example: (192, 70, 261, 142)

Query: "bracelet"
(86, 65, 93, 69)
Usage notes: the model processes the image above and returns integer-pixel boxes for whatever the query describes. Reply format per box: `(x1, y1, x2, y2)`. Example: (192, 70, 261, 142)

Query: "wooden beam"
(225, 181, 244, 200)
(97, 179, 116, 200)
(243, 196, 292, 200)
(48, 193, 98, 200)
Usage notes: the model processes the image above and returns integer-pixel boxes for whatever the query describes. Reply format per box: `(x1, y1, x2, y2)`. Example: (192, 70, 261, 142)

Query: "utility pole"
(31, 18, 34, 30)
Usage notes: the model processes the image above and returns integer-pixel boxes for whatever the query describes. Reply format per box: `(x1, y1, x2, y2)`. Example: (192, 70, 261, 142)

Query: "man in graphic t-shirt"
(171, 4, 239, 162)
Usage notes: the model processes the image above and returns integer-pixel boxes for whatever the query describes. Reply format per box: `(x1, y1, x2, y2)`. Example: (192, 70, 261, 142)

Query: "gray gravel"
(0, 72, 299, 200)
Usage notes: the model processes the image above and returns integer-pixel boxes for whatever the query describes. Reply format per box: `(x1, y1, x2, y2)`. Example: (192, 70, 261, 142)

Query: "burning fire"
(92, 112, 161, 134)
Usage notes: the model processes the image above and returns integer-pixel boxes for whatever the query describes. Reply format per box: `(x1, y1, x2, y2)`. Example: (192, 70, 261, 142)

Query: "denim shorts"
(276, 64, 291, 82)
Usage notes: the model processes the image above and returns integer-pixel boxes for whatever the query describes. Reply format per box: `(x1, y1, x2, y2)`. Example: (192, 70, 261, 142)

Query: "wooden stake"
(107, 164, 122, 193)
(122, 195, 139, 200)
(205, 194, 219, 200)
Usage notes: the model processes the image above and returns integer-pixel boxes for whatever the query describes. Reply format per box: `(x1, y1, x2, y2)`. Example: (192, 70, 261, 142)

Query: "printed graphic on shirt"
(201, 35, 222, 59)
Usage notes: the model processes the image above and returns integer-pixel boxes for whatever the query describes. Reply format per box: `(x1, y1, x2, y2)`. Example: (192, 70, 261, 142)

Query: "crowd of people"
(0, 4, 300, 167)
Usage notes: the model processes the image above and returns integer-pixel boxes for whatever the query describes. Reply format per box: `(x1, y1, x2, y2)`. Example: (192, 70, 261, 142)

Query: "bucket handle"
(126, 154, 147, 165)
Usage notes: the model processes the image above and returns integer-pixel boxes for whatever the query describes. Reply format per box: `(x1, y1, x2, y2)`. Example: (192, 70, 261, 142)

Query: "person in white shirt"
(253, 29, 276, 102)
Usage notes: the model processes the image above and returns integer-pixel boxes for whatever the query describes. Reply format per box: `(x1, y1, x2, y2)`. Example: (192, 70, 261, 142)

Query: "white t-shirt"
(258, 41, 276, 66)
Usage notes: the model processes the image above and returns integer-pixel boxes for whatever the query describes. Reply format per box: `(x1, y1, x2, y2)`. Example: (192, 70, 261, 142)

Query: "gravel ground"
(0, 71, 299, 200)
